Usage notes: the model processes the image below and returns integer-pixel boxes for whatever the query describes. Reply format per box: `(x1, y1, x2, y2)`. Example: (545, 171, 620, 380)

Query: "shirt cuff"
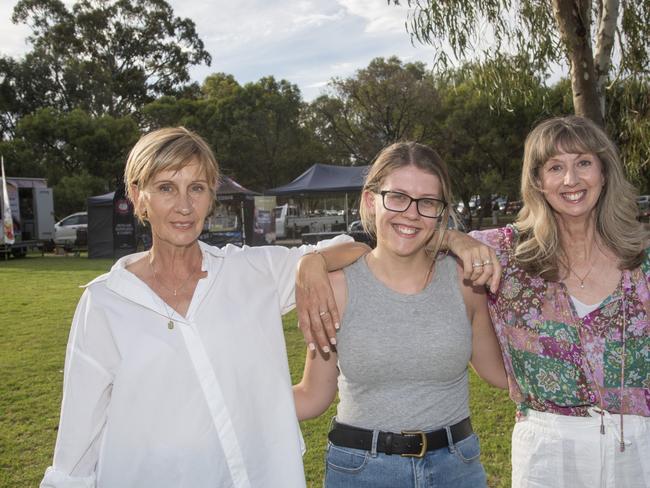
(40, 467, 96, 488)
(313, 233, 354, 251)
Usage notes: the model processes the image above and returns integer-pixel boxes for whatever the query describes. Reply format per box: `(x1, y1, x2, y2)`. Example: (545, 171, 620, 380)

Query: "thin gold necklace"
(149, 253, 200, 329)
(568, 264, 594, 289)
(565, 241, 598, 289)
(158, 295, 178, 330)
(150, 260, 199, 296)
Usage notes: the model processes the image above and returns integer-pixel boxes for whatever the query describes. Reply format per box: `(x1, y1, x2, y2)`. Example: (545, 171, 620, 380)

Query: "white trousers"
(512, 409, 650, 488)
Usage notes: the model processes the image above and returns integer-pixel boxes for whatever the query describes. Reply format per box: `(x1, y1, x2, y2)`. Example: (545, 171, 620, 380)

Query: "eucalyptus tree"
(389, 0, 649, 178)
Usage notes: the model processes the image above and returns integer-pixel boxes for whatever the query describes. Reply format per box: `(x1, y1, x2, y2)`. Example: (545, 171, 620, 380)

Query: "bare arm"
(293, 348, 339, 421)
(444, 230, 502, 293)
(296, 242, 369, 352)
(293, 270, 348, 420)
(457, 262, 508, 389)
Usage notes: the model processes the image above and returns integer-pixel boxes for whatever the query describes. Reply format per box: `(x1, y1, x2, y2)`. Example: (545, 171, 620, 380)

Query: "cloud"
(0, 0, 438, 101)
(336, 0, 410, 34)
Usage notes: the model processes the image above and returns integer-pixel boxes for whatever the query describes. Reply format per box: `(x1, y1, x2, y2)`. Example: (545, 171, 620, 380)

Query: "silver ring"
(319, 311, 328, 317)
(482, 260, 493, 266)
(472, 262, 484, 268)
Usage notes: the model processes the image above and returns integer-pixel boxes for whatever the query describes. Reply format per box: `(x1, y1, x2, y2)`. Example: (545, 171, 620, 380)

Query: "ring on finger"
(319, 310, 328, 317)
(482, 260, 493, 266)
(472, 262, 484, 268)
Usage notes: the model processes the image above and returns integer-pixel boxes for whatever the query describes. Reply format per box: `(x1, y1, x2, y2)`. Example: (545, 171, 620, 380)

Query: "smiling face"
(132, 160, 213, 249)
(539, 151, 605, 223)
(364, 165, 442, 258)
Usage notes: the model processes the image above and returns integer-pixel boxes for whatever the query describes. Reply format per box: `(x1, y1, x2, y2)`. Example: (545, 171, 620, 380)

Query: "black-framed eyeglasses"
(378, 190, 447, 218)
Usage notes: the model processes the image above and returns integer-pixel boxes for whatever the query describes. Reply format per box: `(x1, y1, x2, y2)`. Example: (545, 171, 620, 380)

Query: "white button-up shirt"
(41, 237, 349, 488)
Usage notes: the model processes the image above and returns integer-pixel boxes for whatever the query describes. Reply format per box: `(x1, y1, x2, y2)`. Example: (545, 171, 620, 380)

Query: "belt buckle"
(400, 430, 427, 458)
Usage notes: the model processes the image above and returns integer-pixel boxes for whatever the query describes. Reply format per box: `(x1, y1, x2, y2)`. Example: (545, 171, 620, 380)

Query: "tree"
(143, 75, 324, 190)
(431, 61, 559, 227)
(308, 56, 442, 165)
(8, 108, 140, 214)
(389, 0, 649, 128)
(1, 0, 210, 134)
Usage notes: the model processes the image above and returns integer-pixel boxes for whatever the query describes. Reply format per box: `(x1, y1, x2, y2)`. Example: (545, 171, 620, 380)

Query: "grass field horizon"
(0, 254, 514, 487)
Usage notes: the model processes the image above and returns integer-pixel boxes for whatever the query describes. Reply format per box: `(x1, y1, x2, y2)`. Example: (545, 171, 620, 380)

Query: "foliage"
(429, 59, 565, 221)
(53, 172, 110, 217)
(605, 80, 650, 190)
(305, 56, 557, 208)
(4, 108, 139, 214)
(389, 0, 650, 130)
(307, 56, 441, 165)
(0, 255, 513, 488)
(144, 76, 325, 190)
(0, 0, 211, 137)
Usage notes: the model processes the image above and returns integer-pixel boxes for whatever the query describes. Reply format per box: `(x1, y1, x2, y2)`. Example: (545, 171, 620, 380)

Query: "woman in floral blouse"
(469, 116, 649, 487)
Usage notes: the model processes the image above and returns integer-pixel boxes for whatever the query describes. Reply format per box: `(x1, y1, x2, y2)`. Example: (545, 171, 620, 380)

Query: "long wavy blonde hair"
(360, 142, 456, 257)
(514, 115, 648, 279)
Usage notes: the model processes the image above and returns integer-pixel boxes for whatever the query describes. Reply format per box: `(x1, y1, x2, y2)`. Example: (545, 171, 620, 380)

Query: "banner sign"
(1, 156, 15, 245)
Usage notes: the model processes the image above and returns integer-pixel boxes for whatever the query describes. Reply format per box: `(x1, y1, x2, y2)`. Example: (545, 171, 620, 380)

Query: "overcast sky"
(0, 0, 444, 101)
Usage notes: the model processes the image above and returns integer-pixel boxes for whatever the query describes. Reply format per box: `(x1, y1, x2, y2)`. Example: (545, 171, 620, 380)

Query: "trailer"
(273, 203, 346, 240)
(0, 177, 55, 258)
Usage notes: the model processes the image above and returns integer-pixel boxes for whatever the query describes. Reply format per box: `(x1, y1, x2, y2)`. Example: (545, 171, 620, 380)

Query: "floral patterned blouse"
(470, 226, 650, 417)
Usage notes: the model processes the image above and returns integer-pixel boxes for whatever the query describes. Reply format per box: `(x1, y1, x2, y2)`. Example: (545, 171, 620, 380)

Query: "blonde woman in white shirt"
(40, 127, 369, 488)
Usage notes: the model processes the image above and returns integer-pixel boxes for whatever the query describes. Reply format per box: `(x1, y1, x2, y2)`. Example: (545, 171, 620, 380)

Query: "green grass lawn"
(0, 255, 514, 488)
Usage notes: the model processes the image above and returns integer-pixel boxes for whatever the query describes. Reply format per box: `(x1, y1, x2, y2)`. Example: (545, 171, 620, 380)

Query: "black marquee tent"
(265, 164, 369, 195)
(265, 164, 369, 229)
(87, 191, 115, 259)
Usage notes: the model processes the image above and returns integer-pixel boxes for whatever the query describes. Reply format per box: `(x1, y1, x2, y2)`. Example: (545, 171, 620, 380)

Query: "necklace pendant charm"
(580, 282, 585, 289)
(168, 320, 174, 330)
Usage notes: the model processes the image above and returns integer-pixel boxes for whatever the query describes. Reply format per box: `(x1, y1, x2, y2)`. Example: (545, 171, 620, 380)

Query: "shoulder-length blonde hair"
(360, 141, 456, 256)
(515, 115, 648, 279)
(124, 127, 220, 221)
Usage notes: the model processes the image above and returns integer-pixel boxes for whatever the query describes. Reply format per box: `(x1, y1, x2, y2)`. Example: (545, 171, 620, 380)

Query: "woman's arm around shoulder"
(456, 261, 508, 389)
(293, 270, 348, 421)
(444, 229, 502, 293)
(296, 241, 369, 352)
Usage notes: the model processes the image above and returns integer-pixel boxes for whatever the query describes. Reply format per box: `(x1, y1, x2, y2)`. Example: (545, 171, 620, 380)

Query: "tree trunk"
(594, 0, 619, 117)
(552, 0, 605, 126)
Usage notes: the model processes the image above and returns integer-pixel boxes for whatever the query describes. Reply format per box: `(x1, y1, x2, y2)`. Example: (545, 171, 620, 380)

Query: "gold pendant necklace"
(148, 253, 200, 330)
(568, 263, 593, 289)
(157, 294, 177, 330)
(150, 261, 198, 296)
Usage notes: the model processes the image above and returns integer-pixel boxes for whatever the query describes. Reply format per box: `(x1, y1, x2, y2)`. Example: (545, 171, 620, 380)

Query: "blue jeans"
(324, 431, 487, 488)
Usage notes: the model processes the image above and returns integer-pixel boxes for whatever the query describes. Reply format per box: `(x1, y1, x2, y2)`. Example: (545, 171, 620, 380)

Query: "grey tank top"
(335, 255, 472, 432)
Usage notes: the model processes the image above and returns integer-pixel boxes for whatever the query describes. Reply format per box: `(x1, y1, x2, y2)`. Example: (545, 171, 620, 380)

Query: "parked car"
(54, 211, 88, 248)
(348, 220, 364, 232)
(494, 197, 507, 212)
(504, 200, 523, 215)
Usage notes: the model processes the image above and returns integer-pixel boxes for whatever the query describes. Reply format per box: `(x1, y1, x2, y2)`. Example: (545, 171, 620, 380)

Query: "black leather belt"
(328, 417, 473, 458)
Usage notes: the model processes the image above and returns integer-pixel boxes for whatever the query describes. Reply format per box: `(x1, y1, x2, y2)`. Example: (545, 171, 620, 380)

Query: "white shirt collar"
(94, 240, 226, 317)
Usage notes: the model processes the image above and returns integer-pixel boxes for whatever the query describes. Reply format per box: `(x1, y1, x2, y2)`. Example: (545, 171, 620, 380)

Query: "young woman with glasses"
(293, 141, 507, 488)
